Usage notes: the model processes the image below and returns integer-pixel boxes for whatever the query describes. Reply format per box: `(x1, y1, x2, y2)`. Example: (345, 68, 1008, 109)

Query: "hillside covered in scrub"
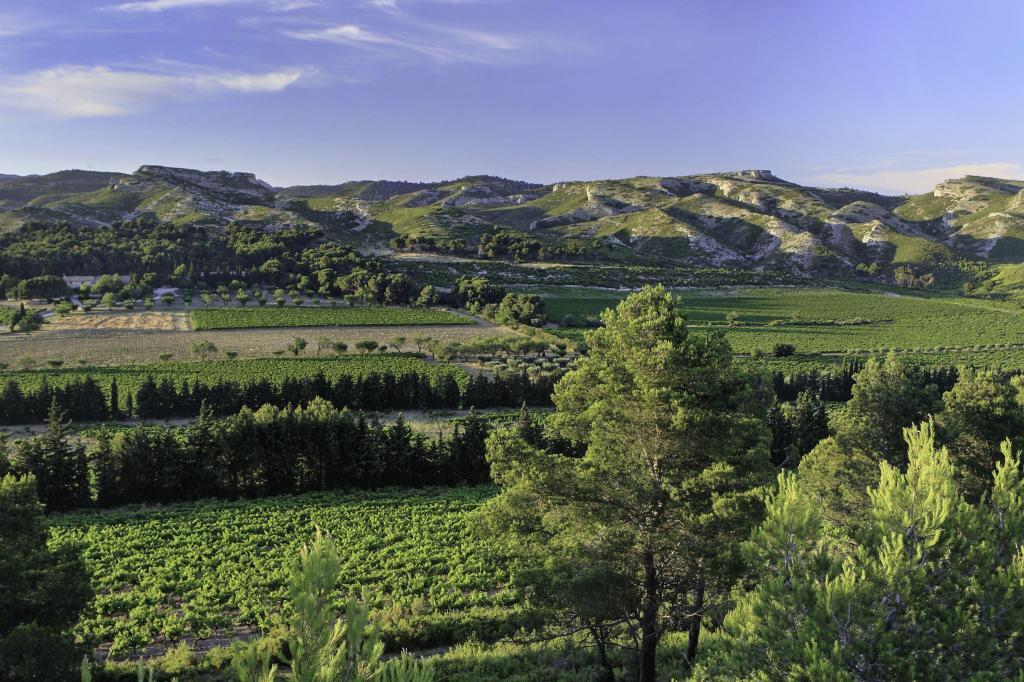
(4, 165, 1024, 280)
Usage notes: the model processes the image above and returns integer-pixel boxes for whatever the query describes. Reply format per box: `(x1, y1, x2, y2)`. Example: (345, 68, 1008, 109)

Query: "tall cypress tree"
(109, 379, 120, 420)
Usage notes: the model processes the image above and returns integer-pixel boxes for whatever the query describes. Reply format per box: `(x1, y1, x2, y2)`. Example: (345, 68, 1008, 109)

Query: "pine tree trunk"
(639, 549, 659, 682)
(686, 573, 706, 666)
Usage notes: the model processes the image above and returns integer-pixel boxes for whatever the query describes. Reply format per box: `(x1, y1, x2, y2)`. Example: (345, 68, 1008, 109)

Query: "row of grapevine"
(190, 306, 475, 330)
(51, 487, 517, 657)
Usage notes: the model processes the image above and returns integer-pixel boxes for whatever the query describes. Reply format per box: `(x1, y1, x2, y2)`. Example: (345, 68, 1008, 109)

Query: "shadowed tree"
(0, 474, 91, 679)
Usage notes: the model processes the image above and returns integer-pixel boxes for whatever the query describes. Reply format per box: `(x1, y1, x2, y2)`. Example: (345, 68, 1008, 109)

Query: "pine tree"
(696, 421, 1024, 679)
(476, 286, 772, 681)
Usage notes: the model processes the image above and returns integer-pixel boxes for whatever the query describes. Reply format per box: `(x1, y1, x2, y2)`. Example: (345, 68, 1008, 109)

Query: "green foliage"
(16, 274, 69, 299)
(697, 422, 1024, 680)
(935, 367, 1024, 500)
(492, 293, 545, 327)
(0, 474, 91, 680)
(191, 306, 472, 331)
(799, 354, 941, 525)
(768, 389, 828, 467)
(2, 356, 467, 404)
(542, 285, 1024, 360)
(285, 531, 386, 681)
(9, 401, 91, 511)
(477, 285, 773, 681)
(4, 302, 44, 332)
(832, 353, 941, 464)
(50, 487, 514, 657)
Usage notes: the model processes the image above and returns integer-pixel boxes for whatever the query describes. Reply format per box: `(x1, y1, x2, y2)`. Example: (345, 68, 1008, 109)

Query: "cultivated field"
(538, 286, 1024, 360)
(3, 355, 466, 396)
(190, 306, 474, 330)
(0, 318, 505, 366)
(46, 310, 190, 331)
(51, 487, 511, 657)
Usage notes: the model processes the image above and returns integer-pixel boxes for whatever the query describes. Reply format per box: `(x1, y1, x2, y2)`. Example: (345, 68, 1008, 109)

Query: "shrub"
(772, 343, 797, 358)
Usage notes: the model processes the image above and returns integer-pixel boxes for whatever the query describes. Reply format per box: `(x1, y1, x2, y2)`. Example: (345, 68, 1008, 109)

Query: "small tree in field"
(316, 336, 332, 356)
(355, 340, 378, 354)
(192, 340, 218, 360)
(287, 337, 308, 357)
(332, 341, 348, 356)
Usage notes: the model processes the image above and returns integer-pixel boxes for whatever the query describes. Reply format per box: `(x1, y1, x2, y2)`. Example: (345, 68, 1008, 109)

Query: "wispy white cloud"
(269, 0, 319, 10)
(110, 0, 314, 12)
(806, 162, 1024, 194)
(0, 12, 44, 37)
(112, 0, 248, 11)
(286, 18, 527, 64)
(0, 64, 312, 118)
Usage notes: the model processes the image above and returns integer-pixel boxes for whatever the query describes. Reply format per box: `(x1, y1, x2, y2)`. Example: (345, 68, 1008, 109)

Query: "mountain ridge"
(4, 165, 1024, 275)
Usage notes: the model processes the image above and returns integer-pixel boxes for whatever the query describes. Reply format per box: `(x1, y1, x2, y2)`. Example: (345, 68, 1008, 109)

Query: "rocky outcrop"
(114, 166, 276, 203)
(660, 178, 715, 197)
(530, 188, 640, 231)
(440, 183, 537, 207)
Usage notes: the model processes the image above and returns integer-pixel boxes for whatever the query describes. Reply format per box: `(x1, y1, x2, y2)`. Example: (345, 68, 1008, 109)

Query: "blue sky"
(1, 0, 1022, 193)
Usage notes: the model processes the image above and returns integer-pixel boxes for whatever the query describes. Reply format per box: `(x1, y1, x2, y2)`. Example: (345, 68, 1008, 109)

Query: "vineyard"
(2, 355, 467, 396)
(191, 306, 475, 330)
(541, 286, 1024, 358)
(744, 347, 1024, 375)
(49, 487, 512, 657)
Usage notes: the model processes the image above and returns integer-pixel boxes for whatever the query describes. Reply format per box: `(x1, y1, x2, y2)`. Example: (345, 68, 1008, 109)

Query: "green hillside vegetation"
(10, 165, 1024, 283)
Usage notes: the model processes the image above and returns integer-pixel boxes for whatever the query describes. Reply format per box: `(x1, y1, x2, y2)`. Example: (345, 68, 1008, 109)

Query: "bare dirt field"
(44, 311, 190, 332)
(0, 319, 513, 366)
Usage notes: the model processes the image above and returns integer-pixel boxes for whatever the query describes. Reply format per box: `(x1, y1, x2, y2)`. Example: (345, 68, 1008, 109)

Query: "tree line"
(0, 370, 555, 425)
(771, 359, 959, 402)
(1, 399, 516, 511)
